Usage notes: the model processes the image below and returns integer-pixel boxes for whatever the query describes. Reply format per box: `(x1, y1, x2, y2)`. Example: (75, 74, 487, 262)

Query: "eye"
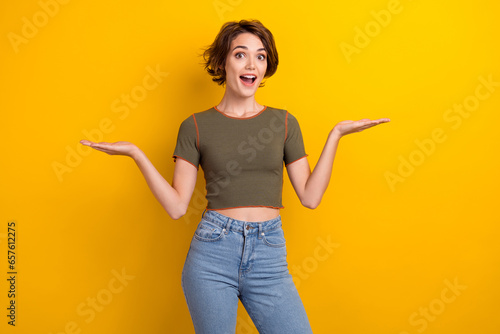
(235, 52, 245, 59)
(258, 54, 266, 61)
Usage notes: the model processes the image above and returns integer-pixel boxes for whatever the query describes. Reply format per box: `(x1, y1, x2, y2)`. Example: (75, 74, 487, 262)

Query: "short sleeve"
(172, 114, 200, 169)
(284, 112, 308, 166)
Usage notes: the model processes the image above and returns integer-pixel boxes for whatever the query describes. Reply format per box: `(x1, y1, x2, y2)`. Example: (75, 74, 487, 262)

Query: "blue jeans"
(181, 210, 313, 333)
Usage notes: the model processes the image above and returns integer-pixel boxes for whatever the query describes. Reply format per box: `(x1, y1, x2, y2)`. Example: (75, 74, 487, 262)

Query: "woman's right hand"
(80, 140, 139, 158)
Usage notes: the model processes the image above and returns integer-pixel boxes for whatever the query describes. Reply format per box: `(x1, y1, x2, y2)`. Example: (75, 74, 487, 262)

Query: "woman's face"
(223, 32, 268, 98)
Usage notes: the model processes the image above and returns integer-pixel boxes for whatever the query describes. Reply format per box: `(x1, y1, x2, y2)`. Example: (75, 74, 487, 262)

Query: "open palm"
(333, 118, 390, 137)
(80, 140, 138, 157)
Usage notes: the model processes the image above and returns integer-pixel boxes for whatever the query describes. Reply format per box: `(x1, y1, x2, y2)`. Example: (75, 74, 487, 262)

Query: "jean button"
(246, 225, 250, 230)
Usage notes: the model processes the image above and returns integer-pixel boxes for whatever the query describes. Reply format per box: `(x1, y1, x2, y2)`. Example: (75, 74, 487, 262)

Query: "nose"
(245, 57, 255, 70)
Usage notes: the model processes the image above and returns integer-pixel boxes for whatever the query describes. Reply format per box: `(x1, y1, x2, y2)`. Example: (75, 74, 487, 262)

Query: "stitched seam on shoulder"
(284, 111, 289, 143)
(192, 114, 200, 150)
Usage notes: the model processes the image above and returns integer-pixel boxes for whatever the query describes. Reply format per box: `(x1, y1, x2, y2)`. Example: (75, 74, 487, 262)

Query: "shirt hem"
(172, 155, 199, 170)
(285, 154, 309, 167)
(206, 205, 284, 210)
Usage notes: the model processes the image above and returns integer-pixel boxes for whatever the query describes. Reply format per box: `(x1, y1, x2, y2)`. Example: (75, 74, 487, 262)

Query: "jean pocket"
(194, 220, 225, 242)
(262, 226, 286, 248)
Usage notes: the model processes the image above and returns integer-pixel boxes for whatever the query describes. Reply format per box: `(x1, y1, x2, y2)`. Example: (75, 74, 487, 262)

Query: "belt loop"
(201, 208, 207, 218)
(258, 223, 263, 239)
(224, 218, 231, 234)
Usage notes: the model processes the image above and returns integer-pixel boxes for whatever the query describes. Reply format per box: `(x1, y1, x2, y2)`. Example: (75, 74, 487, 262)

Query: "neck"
(216, 89, 263, 117)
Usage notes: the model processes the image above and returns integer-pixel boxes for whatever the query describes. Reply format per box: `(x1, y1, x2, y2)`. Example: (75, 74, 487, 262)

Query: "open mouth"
(239, 75, 257, 86)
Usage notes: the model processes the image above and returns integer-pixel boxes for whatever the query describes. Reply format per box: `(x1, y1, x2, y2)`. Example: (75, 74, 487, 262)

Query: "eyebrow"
(232, 45, 266, 52)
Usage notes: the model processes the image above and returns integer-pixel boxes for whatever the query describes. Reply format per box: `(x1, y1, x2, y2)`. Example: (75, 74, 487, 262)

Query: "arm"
(286, 131, 340, 209)
(286, 118, 390, 209)
(80, 140, 198, 220)
(132, 148, 197, 220)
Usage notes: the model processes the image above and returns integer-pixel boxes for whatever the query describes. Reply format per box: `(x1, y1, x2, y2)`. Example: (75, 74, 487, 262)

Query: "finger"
(359, 119, 388, 128)
(361, 121, 389, 130)
(353, 122, 383, 132)
(90, 142, 112, 149)
(82, 141, 111, 150)
(86, 142, 111, 150)
(358, 118, 390, 124)
(80, 139, 94, 146)
(355, 120, 377, 128)
(364, 122, 384, 128)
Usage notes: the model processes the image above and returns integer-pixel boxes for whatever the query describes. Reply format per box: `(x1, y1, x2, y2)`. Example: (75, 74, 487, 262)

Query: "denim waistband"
(202, 210, 282, 235)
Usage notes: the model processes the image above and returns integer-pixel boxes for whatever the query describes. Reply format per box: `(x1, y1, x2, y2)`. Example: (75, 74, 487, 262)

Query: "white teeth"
(242, 75, 256, 79)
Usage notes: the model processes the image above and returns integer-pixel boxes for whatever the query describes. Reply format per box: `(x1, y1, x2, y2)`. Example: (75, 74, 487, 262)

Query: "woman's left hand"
(332, 118, 390, 138)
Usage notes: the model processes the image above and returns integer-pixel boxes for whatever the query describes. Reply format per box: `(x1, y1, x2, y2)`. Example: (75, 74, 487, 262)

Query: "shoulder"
(265, 105, 286, 115)
(265, 106, 301, 121)
(263, 106, 289, 123)
(193, 107, 218, 118)
(177, 114, 196, 132)
(179, 107, 217, 126)
(286, 112, 300, 124)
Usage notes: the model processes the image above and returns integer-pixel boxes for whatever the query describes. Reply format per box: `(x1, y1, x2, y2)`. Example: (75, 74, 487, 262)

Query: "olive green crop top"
(172, 105, 308, 210)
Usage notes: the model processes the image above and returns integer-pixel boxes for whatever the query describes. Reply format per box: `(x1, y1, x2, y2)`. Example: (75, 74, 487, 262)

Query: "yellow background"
(1, 0, 499, 333)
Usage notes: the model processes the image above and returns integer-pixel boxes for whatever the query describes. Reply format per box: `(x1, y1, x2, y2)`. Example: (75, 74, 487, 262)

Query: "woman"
(81, 19, 389, 333)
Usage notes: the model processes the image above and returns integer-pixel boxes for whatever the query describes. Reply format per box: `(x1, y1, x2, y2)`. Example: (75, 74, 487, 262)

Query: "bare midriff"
(213, 207, 280, 222)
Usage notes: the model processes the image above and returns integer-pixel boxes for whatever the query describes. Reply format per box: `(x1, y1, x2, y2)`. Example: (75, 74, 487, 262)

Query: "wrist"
(329, 128, 342, 141)
(130, 145, 143, 161)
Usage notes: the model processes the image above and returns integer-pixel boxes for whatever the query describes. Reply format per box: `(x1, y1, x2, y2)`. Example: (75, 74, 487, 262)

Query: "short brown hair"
(202, 19, 279, 87)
